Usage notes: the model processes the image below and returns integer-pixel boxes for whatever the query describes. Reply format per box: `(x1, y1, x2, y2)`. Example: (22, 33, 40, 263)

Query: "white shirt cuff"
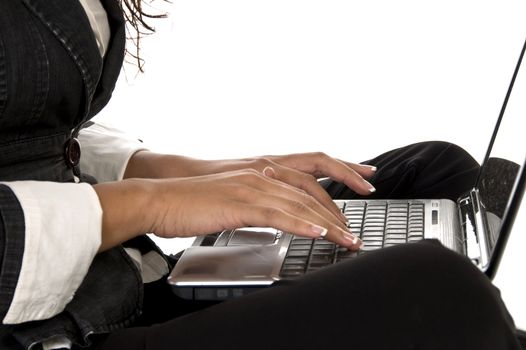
(78, 122, 148, 183)
(1, 181, 102, 324)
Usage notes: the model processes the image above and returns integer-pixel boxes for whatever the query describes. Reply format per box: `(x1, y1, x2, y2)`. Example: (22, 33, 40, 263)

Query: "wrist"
(94, 179, 157, 251)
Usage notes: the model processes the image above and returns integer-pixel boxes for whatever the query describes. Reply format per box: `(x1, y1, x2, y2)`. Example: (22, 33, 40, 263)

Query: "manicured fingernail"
(363, 164, 377, 172)
(341, 229, 360, 245)
(311, 225, 328, 238)
(362, 179, 376, 193)
(262, 166, 275, 177)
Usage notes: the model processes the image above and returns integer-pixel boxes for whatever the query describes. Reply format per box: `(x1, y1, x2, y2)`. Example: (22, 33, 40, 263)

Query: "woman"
(0, 1, 520, 349)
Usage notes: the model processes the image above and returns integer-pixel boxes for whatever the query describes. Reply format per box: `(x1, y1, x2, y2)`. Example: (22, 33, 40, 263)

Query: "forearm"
(124, 151, 203, 178)
(93, 179, 157, 251)
(123, 151, 246, 179)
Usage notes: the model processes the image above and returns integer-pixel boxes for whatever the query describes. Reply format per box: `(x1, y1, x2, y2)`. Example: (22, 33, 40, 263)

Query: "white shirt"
(78, 0, 111, 57)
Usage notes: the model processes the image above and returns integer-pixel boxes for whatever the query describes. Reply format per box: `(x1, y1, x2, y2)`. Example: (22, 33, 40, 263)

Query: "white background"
(95, 0, 526, 331)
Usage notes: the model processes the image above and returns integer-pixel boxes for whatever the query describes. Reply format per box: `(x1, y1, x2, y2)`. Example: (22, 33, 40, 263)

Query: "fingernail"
(362, 179, 376, 193)
(341, 229, 360, 245)
(262, 166, 276, 177)
(311, 225, 328, 238)
(363, 164, 377, 172)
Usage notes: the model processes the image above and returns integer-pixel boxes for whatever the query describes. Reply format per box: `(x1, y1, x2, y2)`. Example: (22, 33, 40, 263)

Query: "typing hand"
(94, 169, 364, 252)
(150, 169, 363, 246)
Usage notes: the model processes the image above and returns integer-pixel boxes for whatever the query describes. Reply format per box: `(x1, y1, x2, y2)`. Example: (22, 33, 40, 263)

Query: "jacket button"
(64, 138, 81, 168)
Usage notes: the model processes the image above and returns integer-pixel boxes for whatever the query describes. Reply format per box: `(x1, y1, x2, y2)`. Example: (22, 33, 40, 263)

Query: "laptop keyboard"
(280, 200, 425, 278)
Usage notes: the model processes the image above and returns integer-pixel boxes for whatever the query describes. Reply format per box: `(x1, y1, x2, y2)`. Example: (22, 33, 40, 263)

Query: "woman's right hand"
(94, 168, 362, 252)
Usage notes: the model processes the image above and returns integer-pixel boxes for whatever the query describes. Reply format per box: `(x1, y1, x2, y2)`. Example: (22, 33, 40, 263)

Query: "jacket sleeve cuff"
(0, 185, 26, 323)
(1, 181, 102, 325)
(78, 122, 148, 183)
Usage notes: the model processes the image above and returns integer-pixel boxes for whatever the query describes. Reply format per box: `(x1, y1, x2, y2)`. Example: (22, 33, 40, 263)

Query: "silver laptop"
(168, 38, 526, 300)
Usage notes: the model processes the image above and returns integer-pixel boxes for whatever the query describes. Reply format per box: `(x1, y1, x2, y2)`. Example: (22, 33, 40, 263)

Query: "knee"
(345, 240, 506, 322)
(385, 241, 517, 346)
(391, 240, 490, 294)
(400, 141, 480, 199)
(415, 141, 478, 167)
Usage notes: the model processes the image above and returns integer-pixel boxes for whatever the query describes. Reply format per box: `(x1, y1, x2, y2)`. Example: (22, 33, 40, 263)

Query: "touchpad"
(227, 227, 279, 246)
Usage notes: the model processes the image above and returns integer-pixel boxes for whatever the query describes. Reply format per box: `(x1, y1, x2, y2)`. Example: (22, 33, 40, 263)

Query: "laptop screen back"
(476, 38, 526, 274)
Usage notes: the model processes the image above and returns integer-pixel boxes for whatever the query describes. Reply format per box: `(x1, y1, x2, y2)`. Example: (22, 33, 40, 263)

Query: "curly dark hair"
(120, 0, 168, 72)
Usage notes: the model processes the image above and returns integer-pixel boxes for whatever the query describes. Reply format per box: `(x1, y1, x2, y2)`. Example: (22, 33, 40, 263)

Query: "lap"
(96, 241, 519, 350)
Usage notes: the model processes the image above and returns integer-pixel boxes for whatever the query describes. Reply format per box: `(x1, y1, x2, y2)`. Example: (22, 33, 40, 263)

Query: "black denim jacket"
(0, 1, 149, 348)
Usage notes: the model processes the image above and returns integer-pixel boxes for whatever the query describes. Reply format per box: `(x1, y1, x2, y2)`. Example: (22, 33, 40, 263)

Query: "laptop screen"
(476, 38, 526, 259)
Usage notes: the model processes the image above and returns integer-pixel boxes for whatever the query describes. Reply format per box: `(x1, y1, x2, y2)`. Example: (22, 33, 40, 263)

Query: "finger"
(338, 160, 377, 179)
(234, 170, 349, 231)
(235, 203, 362, 250)
(241, 188, 362, 250)
(240, 184, 346, 231)
(312, 156, 376, 195)
(270, 153, 376, 195)
(263, 165, 348, 225)
(227, 169, 358, 242)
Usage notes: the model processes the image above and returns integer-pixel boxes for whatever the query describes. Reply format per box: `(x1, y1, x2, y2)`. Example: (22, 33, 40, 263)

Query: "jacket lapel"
(20, 0, 125, 122)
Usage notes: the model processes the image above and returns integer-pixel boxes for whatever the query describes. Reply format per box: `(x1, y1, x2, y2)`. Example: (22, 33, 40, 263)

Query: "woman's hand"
(94, 168, 363, 252)
(124, 151, 376, 225)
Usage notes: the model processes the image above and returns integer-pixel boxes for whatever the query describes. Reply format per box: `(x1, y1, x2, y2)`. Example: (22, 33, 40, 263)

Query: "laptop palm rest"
(168, 228, 291, 299)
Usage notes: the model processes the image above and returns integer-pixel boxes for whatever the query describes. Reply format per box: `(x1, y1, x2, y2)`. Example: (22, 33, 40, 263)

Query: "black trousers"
(95, 141, 521, 350)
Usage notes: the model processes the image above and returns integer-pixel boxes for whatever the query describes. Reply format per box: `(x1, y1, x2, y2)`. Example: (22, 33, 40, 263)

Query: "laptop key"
(361, 245, 381, 251)
(286, 249, 311, 257)
(309, 254, 334, 266)
(289, 244, 313, 251)
(336, 250, 358, 261)
(284, 257, 309, 265)
(281, 270, 305, 278)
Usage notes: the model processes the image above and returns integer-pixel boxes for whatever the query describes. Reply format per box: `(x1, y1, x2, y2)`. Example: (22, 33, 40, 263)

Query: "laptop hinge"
(457, 189, 491, 270)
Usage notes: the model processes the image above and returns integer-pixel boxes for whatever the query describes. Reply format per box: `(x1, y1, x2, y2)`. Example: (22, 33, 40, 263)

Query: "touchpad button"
(227, 227, 278, 245)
